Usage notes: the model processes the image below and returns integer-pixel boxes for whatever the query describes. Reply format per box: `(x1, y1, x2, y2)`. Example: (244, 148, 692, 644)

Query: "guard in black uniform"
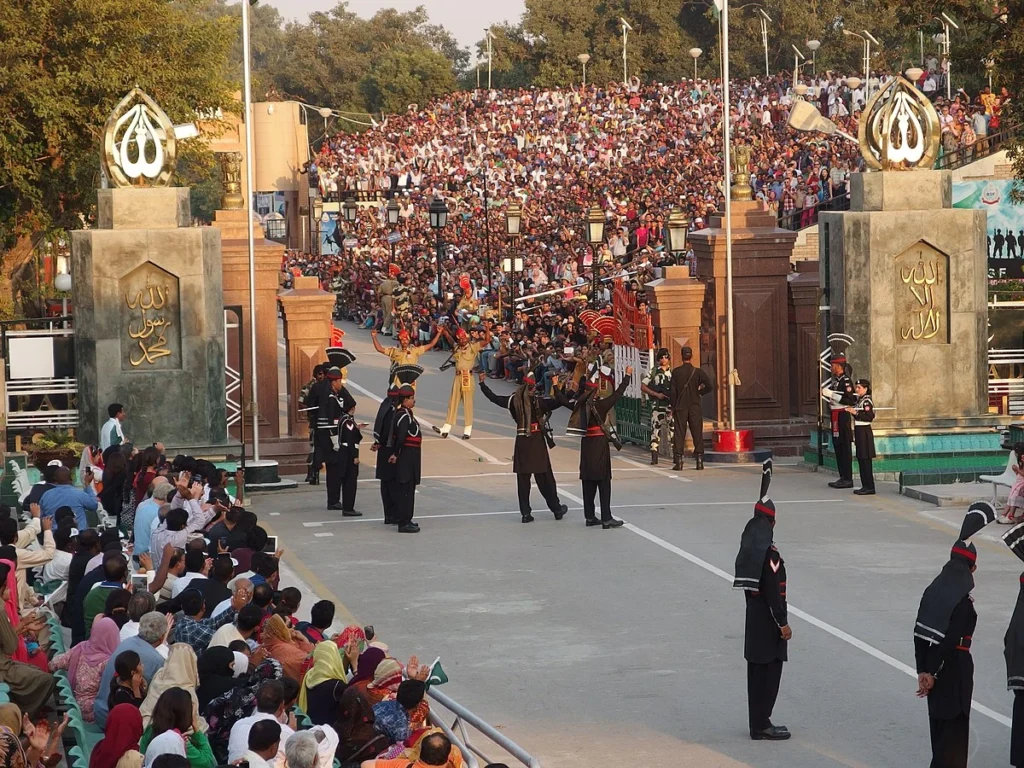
(1003, 520, 1024, 767)
(389, 378, 423, 534)
(314, 350, 357, 513)
(850, 378, 876, 495)
(733, 459, 792, 741)
(821, 354, 857, 488)
(302, 364, 327, 485)
(372, 365, 422, 526)
(479, 369, 568, 523)
(669, 346, 711, 471)
(560, 367, 632, 529)
(336, 398, 362, 515)
(914, 502, 995, 768)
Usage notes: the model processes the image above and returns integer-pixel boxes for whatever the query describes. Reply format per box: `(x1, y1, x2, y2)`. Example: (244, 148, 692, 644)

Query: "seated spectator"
(205, 505, 248, 553)
(260, 615, 313, 682)
(1, 514, 55, 609)
(190, 554, 235, 612)
(241, 718, 282, 768)
(360, 732, 461, 768)
(227, 679, 297, 764)
(39, 466, 98, 529)
(140, 686, 215, 768)
(0, 566, 54, 715)
(172, 588, 244, 654)
(196, 646, 243, 712)
(108, 650, 147, 711)
(373, 679, 427, 748)
(84, 553, 129, 635)
(133, 478, 171, 559)
(19, 461, 59, 515)
(296, 599, 335, 645)
(49, 615, 120, 721)
(203, 657, 283, 764)
(230, 526, 269, 576)
(0, 558, 49, 673)
(209, 602, 261, 651)
(170, 549, 209, 598)
(297, 642, 347, 726)
(140, 644, 204, 732)
(40, 523, 74, 585)
(95, 611, 170, 728)
(104, 587, 133, 629)
(90, 703, 145, 768)
(284, 730, 320, 768)
(120, 592, 159, 643)
(272, 586, 302, 628)
(150, 507, 208, 573)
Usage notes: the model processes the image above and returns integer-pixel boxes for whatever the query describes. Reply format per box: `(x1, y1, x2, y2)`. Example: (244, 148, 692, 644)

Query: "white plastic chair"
(980, 451, 1018, 501)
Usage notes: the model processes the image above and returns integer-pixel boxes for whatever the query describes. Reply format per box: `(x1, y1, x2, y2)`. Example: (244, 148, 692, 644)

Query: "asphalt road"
(257, 321, 1020, 768)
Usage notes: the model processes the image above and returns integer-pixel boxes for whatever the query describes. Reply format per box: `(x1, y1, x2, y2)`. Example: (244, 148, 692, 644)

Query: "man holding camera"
(641, 348, 674, 466)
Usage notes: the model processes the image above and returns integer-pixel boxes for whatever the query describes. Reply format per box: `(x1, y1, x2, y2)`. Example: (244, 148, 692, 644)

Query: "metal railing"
(322, 189, 383, 203)
(989, 348, 1024, 416)
(778, 191, 851, 231)
(933, 121, 1019, 172)
(427, 687, 542, 768)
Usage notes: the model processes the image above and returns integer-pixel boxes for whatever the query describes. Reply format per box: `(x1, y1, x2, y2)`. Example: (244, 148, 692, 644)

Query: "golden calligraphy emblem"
(126, 285, 173, 366)
(102, 88, 178, 188)
(858, 76, 941, 171)
(899, 260, 942, 341)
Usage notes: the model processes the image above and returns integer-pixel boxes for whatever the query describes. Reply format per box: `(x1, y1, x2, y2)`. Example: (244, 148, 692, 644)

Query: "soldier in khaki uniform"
(435, 322, 492, 439)
(377, 265, 399, 336)
(370, 328, 440, 386)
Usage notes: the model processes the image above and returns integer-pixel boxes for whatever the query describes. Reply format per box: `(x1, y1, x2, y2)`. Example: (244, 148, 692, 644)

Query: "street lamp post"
(386, 197, 400, 266)
(502, 257, 523, 322)
(621, 18, 633, 83)
(485, 29, 495, 90)
(985, 58, 995, 90)
(792, 44, 805, 86)
(756, 9, 772, 77)
(429, 197, 449, 304)
(342, 195, 357, 251)
(842, 30, 878, 100)
(807, 39, 820, 76)
(721, 0, 737, 431)
(504, 200, 523, 322)
(578, 53, 590, 87)
(689, 47, 703, 81)
(587, 204, 605, 307)
(667, 207, 688, 269)
(936, 13, 959, 100)
(55, 266, 71, 328)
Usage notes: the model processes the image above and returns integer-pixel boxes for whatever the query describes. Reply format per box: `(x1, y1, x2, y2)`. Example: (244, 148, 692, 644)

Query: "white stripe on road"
(624, 522, 1012, 728)
(615, 454, 693, 482)
(352, 467, 668, 482)
(300, 498, 843, 526)
(345, 378, 509, 465)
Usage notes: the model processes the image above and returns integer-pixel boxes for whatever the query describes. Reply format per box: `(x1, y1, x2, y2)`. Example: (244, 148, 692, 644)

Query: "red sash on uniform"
(404, 436, 422, 448)
(584, 426, 604, 437)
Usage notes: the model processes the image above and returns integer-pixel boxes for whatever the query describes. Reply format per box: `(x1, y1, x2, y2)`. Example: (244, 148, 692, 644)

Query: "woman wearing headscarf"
(49, 615, 120, 721)
(195, 647, 240, 713)
(140, 687, 215, 768)
(336, 654, 401, 763)
(332, 625, 366, 676)
(297, 642, 347, 725)
(0, 709, 67, 768)
(260, 614, 313, 682)
(203, 657, 282, 764)
(89, 703, 144, 768)
(139, 644, 206, 734)
(0, 560, 46, 673)
(0, 562, 54, 717)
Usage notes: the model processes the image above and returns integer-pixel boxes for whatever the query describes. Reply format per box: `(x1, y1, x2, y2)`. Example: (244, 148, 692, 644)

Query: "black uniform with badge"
(734, 459, 791, 741)
(315, 349, 357, 513)
(668, 346, 712, 470)
(822, 355, 857, 487)
(390, 389, 422, 532)
(336, 410, 362, 514)
(302, 364, 326, 485)
(480, 373, 567, 523)
(373, 388, 400, 525)
(1004, 522, 1024, 767)
(559, 374, 630, 527)
(915, 502, 995, 768)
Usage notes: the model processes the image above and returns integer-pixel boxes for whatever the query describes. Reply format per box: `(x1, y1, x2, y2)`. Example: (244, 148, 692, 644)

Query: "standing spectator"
(134, 480, 172, 559)
(101, 403, 127, 450)
(39, 466, 98, 529)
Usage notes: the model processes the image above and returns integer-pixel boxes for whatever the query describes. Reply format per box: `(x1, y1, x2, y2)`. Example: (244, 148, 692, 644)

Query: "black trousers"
(391, 480, 416, 525)
(929, 713, 969, 768)
(380, 480, 396, 523)
(1013, 691, 1024, 766)
(672, 404, 704, 458)
(325, 461, 342, 506)
(747, 660, 784, 731)
(517, 471, 561, 516)
(342, 462, 359, 511)
(856, 446, 874, 491)
(834, 425, 854, 482)
(581, 478, 612, 521)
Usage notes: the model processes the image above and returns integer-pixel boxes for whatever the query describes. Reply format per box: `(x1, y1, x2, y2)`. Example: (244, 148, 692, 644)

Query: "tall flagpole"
(721, 0, 737, 430)
(241, 0, 260, 461)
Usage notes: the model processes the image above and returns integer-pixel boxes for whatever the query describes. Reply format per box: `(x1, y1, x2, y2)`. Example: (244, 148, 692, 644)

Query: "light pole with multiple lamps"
(689, 47, 703, 81)
(578, 53, 590, 87)
(756, 8, 772, 77)
(621, 18, 633, 83)
(792, 44, 805, 85)
(386, 197, 400, 266)
(936, 12, 959, 100)
(843, 29, 879, 100)
(429, 197, 449, 304)
(587, 204, 605, 307)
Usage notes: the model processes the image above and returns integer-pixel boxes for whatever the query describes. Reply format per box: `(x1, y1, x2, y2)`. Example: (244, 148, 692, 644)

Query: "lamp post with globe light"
(386, 197, 400, 267)
(587, 204, 605, 307)
(55, 258, 71, 328)
(578, 53, 591, 87)
(689, 48, 703, 81)
(504, 201, 523, 321)
(807, 39, 820, 76)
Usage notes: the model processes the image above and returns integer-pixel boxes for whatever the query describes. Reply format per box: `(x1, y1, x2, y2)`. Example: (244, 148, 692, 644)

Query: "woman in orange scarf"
(260, 615, 313, 682)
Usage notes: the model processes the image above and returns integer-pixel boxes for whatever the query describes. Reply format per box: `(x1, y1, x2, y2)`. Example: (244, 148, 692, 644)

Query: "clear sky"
(264, 0, 526, 52)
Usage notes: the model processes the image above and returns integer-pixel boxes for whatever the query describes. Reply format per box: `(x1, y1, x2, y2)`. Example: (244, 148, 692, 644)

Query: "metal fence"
(427, 687, 542, 768)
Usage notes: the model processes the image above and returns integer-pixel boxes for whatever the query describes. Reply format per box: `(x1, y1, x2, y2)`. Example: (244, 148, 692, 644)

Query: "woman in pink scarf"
(0, 560, 46, 672)
(49, 616, 120, 721)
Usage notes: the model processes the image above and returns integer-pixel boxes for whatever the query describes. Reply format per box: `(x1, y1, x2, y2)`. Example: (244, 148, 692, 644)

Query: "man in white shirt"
(40, 526, 73, 583)
(228, 680, 296, 765)
(99, 403, 127, 450)
(170, 549, 208, 597)
(241, 720, 282, 768)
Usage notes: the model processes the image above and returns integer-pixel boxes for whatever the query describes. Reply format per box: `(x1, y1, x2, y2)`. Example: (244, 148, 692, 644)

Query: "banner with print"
(952, 179, 1024, 279)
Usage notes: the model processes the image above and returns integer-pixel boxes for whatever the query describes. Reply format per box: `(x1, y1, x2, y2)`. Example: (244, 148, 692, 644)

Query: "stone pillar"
(690, 201, 797, 426)
(214, 209, 284, 441)
(70, 188, 227, 449)
(279, 276, 336, 438)
(788, 261, 820, 418)
(645, 266, 706, 369)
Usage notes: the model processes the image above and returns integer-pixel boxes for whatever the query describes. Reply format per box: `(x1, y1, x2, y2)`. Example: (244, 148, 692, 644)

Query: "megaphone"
(787, 100, 858, 144)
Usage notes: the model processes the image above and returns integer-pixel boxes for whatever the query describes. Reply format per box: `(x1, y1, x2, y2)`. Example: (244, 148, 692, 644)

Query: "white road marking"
(299, 498, 843, 526)
(352, 467, 671, 482)
(313, 532, 334, 537)
(345, 378, 509, 465)
(615, 454, 693, 482)
(624, 522, 1012, 728)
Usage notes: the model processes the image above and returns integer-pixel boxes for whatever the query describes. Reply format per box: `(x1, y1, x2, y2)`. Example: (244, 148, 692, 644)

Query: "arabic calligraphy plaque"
(894, 242, 949, 345)
(119, 262, 182, 371)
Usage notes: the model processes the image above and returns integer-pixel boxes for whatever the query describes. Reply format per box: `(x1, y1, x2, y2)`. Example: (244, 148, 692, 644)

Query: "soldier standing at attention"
(377, 264, 399, 336)
(435, 321, 492, 440)
(669, 346, 711, 471)
(821, 354, 857, 489)
(388, 378, 424, 533)
(641, 348, 674, 466)
(301, 363, 327, 485)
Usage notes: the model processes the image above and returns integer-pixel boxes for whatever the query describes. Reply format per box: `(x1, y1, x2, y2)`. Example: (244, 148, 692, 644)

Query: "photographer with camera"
(641, 348, 675, 466)
(478, 370, 569, 524)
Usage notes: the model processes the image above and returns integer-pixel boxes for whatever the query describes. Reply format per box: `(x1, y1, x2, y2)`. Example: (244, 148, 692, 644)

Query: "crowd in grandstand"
(0, 443, 472, 768)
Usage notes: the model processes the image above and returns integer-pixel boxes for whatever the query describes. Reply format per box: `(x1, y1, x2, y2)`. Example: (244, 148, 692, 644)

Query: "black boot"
(672, 456, 682, 471)
(311, 471, 320, 486)
(305, 469, 314, 484)
(650, 451, 659, 466)
(695, 456, 704, 470)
